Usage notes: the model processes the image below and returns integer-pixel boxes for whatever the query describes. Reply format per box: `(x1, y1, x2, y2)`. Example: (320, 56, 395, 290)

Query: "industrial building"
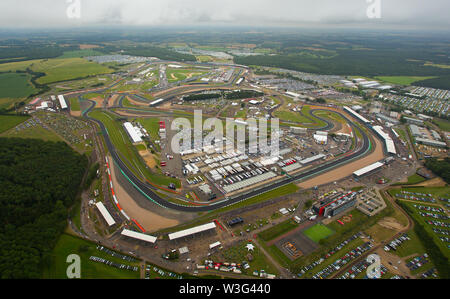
(57, 95, 68, 110)
(313, 191, 357, 217)
(376, 113, 400, 125)
(372, 125, 396, 155)
(123, 122, 145, 144)
(403, 117, 424, 126)
(415, 138, 447, 148)
(290, 126, 307, 135)
(409, 124, 424, 138)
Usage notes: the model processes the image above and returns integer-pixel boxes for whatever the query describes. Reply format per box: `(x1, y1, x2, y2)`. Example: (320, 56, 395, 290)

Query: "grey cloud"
(0, 0, 449, 29)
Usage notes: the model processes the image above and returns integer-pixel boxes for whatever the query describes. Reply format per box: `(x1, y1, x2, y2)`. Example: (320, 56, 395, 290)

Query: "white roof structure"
(344, 106, 370, 124)
(372, 125, 396, 155)
(168, 222, 216, 241)
(95, 202, 116, 226)
(285, 91, 301, 98)
(300, 154, 326, 165)
(353, 162, 384, 177)
(123, 122, 143, 143)
(179, 246, 189, 254)
(282, 162, 302, 173)
(209, 241, 222, 250)
(121, 229, 157, 244)
(223, 171, 277, 193)
(150, 98, 165, 106)
(314, 134, 328, 144)
(58, 95, 68, 109)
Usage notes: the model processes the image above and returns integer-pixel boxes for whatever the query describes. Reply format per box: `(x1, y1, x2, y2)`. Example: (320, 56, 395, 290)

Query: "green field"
(0, 114, 29, 133)
(274, 105, 327, 127)
(0, 73, 37, 99)
(43, 234, 140, 279)
(58, 49, 105, 58)
(375, 76, 437, 86)
(1, 121, 63, 142)
(214, 183, 299, 215)
(433, 118, 450, 132)
(303, 224, 335, 243)
(259, 219, 299, 242)
(166, 68, 208, 83)
(137, 117, 161, 142)
(70, 97, 81, 111)
(0, 58, 113, 85)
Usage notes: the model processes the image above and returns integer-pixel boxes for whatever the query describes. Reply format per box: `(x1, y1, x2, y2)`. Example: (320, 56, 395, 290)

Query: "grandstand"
(344, 106, 371, 124)
(168, 222, 216, 241)
(353, 162, 384, 178)
(121, 229, 157, 244)
(95, 202, 116, 227)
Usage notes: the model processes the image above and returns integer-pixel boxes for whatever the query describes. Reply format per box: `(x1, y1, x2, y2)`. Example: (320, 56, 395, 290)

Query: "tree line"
(0, 138, 88, 278)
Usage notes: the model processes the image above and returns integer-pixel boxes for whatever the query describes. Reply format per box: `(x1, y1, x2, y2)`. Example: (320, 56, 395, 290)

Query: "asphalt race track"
(84, 98, 372, 212)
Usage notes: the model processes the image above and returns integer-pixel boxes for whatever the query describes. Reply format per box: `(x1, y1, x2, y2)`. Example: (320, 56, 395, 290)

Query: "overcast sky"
(1, 0, 449, 30)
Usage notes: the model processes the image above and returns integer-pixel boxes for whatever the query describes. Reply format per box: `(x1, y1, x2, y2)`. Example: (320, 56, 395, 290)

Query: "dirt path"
(109, 155, 180, 232)
(298, 136, 385, 189)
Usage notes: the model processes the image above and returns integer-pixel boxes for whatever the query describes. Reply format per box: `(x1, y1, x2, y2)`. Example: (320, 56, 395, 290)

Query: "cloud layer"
(1, 0, 449, 29)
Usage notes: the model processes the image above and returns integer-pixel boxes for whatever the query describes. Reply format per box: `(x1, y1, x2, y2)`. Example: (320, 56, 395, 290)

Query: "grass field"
(259, 219, 299, 242)
(0, 114, 29, 134)
(275, 105, 327, 127)
(433, 118, 450, 132)
(0, 58, 113, 85)
(0, 73, 37, 99)
(1, 121, 63, 142)
(375, 76, 437, 86)
(214, 183, 299, 215)
(393, 173, 426, 186)
(58, 49, 105, 59)
(303, 224, 335, 243)
(166, 68, 208, 83)
(42, 234, 140, 279)
(70, 97, 81, 111)
(137, 117, 161, 142)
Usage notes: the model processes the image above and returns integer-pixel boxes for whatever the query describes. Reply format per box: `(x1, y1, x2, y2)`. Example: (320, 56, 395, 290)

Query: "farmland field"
(375, 76, 437, 85)
(0, 73, 37, 99)
(0, 58, 113, 85)
(1, 121, 63, 142)
(0, 114, 30, 133)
